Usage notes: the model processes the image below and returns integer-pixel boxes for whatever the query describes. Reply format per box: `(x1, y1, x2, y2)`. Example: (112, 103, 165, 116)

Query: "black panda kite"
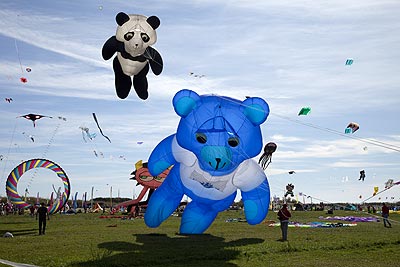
(102, 12, 163, 100)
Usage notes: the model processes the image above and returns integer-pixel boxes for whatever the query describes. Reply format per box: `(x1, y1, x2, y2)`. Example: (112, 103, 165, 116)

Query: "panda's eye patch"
(124, 32, 135, 41)
(141, 33, 150, 42)
(196, 133, 207, 144)
(228, 137, 239, 147)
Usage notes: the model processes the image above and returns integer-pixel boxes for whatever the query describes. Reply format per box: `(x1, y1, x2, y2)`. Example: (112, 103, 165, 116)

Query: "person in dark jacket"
(36, 202, 50, 235)
(277, 204, 291, 241)
(382, 203, 392, 228)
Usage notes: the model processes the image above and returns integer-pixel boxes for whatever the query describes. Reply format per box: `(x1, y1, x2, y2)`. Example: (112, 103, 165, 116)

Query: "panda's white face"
(115, 15, 157, 57)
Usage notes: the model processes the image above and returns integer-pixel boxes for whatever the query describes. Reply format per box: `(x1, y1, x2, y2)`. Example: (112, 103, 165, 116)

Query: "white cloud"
(1, 0, 400, 203)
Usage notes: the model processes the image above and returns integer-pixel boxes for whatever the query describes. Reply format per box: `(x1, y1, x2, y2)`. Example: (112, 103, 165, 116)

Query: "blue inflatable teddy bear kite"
(144, 89, 271, 234)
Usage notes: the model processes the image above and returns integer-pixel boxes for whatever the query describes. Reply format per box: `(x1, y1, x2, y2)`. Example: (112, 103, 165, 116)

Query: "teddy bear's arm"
(148, 134, 177, 176)
(102, 36, 124, 60)
(241, 179, 270, 224)
(232, 160, 266, 191)
(232, 160, 270, 224)
(145, 46, 163, 75)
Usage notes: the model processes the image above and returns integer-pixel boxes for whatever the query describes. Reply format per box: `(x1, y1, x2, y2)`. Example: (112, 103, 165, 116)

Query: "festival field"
(0, 209, 399, 267)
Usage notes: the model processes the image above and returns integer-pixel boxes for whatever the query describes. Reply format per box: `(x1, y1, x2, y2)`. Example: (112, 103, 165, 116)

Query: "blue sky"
(0, 0, 399, 204)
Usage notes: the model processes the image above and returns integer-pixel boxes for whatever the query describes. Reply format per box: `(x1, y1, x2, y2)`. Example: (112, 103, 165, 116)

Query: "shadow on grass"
(0, 229, 37, 237)
(71, 233, 264, 267)
(0, 221, 31, 225)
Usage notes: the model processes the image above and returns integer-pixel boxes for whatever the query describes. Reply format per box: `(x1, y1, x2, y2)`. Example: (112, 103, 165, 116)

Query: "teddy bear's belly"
(118, 56, 147, 76)
(179, 164, 237, 200)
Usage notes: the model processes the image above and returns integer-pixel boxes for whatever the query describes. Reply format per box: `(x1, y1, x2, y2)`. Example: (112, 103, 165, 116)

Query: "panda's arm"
(102, 36, 124, 60)
(145, 46, 163, 75)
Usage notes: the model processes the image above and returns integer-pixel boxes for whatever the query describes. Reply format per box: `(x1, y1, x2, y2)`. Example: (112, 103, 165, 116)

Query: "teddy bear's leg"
(180, 193, 235, 234)
(241, 179, 270, 225)
(179, 202, 218, 234)
(144, 166, 184, 228)
(113, 57, 132, 99)
(133, 63, 149, 100)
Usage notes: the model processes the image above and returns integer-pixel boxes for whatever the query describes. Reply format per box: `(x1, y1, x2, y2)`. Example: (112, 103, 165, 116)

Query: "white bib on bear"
(171, 136, 266, 200)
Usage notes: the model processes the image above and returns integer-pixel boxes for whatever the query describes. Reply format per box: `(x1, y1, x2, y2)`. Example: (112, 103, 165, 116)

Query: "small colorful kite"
(298, 107, 311, 116)
(373, 186, 379, 196)
(20, 77, 27, 83)
(345, 58, 354, 65)
(18, 114, 52, 127)
(258, 142, 277, 170)
(359, 170, 366, 181)
(6, 158, 70, 214)
(285, 183, 295, 197)
(384, 179, 394, 189)
(189, 72, 205, 78)
(79, 126, 96, 142)
(345, 122, 359, 134)
(92, 113, 111, 143)
(22, 132, 35, 142)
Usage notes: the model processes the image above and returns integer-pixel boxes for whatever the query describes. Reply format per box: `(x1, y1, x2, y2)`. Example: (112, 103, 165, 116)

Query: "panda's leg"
(144, 166, 184, 228)
(113, 57, 132, 99)
(133, 63, 149, 100)
(180, 193, 235, 234)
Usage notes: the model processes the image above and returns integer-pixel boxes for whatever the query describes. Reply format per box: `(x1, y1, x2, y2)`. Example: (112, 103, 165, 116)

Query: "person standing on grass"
(36, 202, 50, 235)
(277, 204, 291, 241)
(382, 203, 392, 228)
(29, 204, 35, 217)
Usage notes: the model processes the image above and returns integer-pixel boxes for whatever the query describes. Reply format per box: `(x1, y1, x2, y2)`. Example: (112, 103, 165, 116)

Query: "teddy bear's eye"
(124, 32, 134, 41)
(196, 133, 207, 144)
(141, 33, 150, 42)
(228, 137, 239, 147)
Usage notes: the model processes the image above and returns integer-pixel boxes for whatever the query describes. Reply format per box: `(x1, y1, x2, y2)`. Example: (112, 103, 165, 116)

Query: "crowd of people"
(1, 199, 397, 239)
(0, 201, 24, 215)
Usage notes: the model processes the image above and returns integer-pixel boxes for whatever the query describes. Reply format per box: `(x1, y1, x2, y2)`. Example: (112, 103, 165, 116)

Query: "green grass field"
(0, 210, 399, 267)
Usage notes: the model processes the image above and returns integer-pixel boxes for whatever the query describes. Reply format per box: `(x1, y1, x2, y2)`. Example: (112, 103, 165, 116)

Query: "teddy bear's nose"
(214, 158, 225, 170)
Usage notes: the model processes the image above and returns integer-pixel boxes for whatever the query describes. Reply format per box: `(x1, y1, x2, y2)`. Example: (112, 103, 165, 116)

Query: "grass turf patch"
(0, 210, 399, 267)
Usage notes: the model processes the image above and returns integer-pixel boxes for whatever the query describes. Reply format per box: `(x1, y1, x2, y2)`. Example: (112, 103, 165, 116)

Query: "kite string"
(268, 172, 400, 224)
(178, 74, 400, 153)
(0, 120, 19, 197)
(210, 93, 400, 153)
(26, 122, 61, 191)
(14, 39, 24, 74)
(271, 113, 400, 152)
(41, 122, 60, 158)
(296, 191, 400, 225)
(143, 48, 163, 68)
(359, 185, 398, 204)
(177, 74, 400, 198)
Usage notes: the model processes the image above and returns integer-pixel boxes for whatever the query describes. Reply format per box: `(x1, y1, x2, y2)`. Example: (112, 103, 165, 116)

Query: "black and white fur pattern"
(102, 12, 163, 100)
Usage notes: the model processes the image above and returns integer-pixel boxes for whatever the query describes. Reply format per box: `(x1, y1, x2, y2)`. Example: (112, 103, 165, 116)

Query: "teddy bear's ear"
(173, 89, 201, 117)
(147, 16, 160, 30)
(242, 97, 270, 125)
(116, 12, 130, 26)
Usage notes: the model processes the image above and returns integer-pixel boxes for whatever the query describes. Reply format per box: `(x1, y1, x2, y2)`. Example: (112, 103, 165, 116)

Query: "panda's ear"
(116, 12, 130, 26)
(147, 16, 160, 30)
(241, 97, 270, 125)
(173, 89, 201, 117)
